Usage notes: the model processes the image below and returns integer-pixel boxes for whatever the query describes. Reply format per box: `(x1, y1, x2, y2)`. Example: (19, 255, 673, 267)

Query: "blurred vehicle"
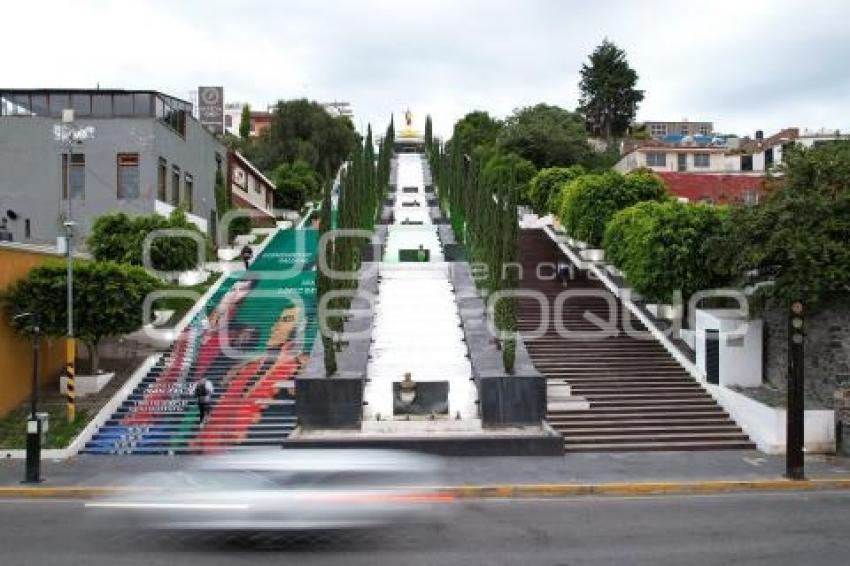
(84, 449, 454, 532)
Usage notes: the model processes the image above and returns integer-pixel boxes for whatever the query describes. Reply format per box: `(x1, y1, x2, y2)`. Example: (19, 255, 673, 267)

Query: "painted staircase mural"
(82, 227, 319, 454)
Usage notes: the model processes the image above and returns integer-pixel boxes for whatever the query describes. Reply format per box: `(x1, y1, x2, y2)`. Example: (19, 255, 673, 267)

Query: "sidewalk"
(2, 450, 850, 492)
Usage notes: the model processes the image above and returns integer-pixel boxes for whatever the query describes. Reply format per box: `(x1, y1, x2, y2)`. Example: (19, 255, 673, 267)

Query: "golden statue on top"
(400, 108, 419, 139)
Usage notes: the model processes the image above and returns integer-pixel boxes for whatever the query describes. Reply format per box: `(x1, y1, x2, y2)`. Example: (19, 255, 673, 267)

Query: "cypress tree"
(317, 177, 337, 376)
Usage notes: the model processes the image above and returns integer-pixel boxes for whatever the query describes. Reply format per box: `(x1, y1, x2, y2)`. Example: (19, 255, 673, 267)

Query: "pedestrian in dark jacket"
(194, 378, 214, 425)
(240, 245, 253, 270)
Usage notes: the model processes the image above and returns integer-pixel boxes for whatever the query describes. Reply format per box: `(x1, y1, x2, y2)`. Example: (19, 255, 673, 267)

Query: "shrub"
(558, 168, 666, 247)
(604, 200, 731, 303)
(528, 165, 585, 215)
(3, 260, 162, 372)
(88, 209, 206, 272)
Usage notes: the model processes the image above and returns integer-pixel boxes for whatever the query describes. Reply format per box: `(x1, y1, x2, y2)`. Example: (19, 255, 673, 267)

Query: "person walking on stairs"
(240, 245, 254, 270)
(194, 378, 214, 425)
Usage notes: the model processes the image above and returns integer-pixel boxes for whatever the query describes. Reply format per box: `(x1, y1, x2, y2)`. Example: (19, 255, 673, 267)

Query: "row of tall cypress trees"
(429, 128, 519, 374)
(317, 119, 395, 375)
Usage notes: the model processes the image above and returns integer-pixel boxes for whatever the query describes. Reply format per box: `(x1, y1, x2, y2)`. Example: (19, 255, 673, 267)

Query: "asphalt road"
(2, 491, 849, 565)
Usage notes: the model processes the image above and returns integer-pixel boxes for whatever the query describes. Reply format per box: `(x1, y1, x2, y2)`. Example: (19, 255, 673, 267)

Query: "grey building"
(0, 89, 227, 246)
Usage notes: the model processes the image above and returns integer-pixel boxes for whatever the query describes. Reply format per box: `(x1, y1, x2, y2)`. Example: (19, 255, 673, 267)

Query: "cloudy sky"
(5, 0, 849, 138)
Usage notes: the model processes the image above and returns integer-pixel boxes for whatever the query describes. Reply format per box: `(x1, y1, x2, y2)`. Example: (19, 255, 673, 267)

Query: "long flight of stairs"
(519, 229, 755, 452)
(81, 228, 318, 455)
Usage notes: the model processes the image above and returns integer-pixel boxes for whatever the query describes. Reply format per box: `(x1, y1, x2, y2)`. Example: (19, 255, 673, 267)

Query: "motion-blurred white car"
(85, 449, 454, 532)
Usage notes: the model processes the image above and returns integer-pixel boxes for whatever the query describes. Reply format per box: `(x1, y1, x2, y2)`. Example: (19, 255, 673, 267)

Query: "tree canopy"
(579, 39, 644, 139)
(450, 110, 502, 158)
(3, 261, 161, 372)
(528, 165, 585, 215)
(239, 103, 251, 139)
(497, 104, 591, 169)
(717, 143, 850, 308)
(249, 99, 356, 180)
(603, 200, 730, 304)
(269, 160, 321, 211)
(559, 169, 667, 247)
(87, 209, 205, 273)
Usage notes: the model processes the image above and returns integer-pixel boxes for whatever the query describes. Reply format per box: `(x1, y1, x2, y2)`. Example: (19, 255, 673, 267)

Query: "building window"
(650, 123, 667, 137)
(741, 155, 754, 171)
(680, 125, 689, 135)
(645, 152, 666, 167)
(743, 191, 759, 206)
(156, 95, 187, 137)
(157, 158, 167, 201)
(698, 124, 711, 136)
(117, 153, 140, 199)
(184, 173, 194, 212)
(693, 153, 710, 168)
(172, 166, 181, 206)
(24, 219, 31, 239)
(62, 153, 86, 199)
(765, 147, 774, 169)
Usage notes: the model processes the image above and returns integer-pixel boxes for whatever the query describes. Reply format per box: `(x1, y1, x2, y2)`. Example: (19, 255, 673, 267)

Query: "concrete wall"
(0, 244, 70, 416)
(0, 115, 225, 246)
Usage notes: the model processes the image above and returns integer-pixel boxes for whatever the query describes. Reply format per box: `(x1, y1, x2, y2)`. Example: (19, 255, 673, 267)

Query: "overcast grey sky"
(5, 0, 849, 138)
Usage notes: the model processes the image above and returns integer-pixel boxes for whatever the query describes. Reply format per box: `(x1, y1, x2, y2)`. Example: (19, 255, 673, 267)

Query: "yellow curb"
(447, 478, 850, 499)
(2, 479, 850, 499)
(0, 487, 153, 499)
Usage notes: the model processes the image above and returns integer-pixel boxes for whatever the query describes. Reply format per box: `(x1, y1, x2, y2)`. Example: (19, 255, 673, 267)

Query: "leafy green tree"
(424, 115, 433, 153)
(528, 165, 585, 214)
(497, 104, 591, 169)
(716, 143, 850, 308)
(87, 209, 205, 273)
(579, 39, 644, 139)
(3, 261, 161, 372)
(270, 160, 320, 210)
(251, 99, 356, 182)
(316, 181, 337, 376)
(559, 169, 666, 247)
(481, 152, 537, 205)
(603, 201, 729, 304)
(239, 103, 251, 138)
(451, 111, 502, 157)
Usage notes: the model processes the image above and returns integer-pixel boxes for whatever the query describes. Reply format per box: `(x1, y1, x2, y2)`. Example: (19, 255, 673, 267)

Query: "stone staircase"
(81, 228, 318, 455)
(518, 229, 754, 452)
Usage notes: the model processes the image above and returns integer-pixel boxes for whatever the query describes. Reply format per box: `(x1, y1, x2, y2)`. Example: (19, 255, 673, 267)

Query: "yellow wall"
(0, 245, 68, 416)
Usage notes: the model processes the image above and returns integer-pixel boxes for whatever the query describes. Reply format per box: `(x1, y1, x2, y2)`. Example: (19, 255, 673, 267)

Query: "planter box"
(695, 309, 763, 388)
(679, 329, 696, 350)
(580, 248, 605, 262)
(217, 247, 239, 261)
(606, 264, 625, 278)
(647, 303, 682, 321)
(61, 372, 114, 398)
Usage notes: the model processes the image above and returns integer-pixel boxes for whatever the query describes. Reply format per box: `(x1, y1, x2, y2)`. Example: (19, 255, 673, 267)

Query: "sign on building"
(198, 86, 224, 134)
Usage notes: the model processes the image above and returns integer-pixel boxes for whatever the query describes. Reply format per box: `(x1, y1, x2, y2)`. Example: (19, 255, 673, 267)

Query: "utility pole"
(787, 300, 806, 480)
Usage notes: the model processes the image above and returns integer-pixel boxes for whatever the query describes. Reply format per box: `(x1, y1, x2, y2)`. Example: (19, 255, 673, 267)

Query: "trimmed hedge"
(603, 200, 731, 303)
(557, 168, 666, 247)
(527, 165, 585, 215)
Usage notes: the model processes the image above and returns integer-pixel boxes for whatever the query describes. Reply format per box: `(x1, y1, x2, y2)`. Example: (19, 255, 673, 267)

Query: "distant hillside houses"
(617, 125, 850, 205)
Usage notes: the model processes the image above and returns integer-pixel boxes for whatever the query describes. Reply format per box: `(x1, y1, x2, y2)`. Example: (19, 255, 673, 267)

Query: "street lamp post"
(14, 312, 43, 483)
(61, 109, 77, 423)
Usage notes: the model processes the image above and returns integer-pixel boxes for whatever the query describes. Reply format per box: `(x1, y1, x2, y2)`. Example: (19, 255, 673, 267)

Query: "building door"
(706, 329, 720, 385)
(677, 153, 687, 172)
